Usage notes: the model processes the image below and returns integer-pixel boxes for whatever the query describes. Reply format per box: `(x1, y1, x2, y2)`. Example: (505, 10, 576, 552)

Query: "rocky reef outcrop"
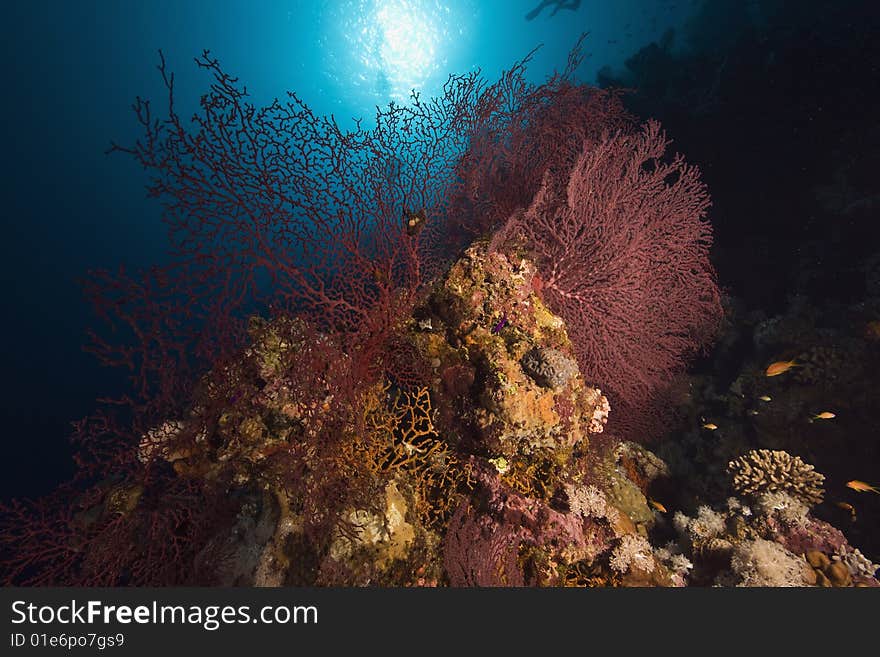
(131, 241, 878, 587)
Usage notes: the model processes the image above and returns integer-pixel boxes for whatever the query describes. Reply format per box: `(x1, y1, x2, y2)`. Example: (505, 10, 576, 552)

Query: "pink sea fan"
(502, 121, 722, 439)
(443, 500, 526, 587)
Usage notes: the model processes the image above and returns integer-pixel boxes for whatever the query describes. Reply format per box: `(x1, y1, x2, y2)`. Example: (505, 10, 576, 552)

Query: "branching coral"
(347, 383, 470, 528)
(727, 449, 825, 506)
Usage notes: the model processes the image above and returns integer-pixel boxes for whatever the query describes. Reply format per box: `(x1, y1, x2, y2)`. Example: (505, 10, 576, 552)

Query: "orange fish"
(765, 360, 799, 377)
(648, 499, 667, 513)
(702, 422, 718, 431)
(810, 411, 836, 421)
(847, 480, 880, 494)
(835, 502, 857, 521)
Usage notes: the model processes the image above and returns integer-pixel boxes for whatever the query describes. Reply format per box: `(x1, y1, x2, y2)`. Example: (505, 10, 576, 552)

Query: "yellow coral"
(341, 382, 470, 527)
(501, 458, 556, 500)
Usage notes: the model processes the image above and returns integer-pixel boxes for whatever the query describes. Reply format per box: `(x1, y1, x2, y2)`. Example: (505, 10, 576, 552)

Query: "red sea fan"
(0, 473, 223, 586)
(443, 500, 526, 587)
(446, 35, 634, 241)
(99, 50, 485, 400)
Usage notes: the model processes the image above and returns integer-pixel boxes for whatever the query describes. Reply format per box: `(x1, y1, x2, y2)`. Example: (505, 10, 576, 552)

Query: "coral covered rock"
(411, 241, 610, 461)
(668, 493, 879, 587)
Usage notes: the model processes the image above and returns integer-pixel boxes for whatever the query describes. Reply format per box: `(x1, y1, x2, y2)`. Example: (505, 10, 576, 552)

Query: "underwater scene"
(1, 0, 879, 588)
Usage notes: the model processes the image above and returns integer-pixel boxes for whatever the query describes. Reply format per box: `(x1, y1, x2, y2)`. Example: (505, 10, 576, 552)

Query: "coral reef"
(3, 30, 878, 588)
(661, 466, 878, 587)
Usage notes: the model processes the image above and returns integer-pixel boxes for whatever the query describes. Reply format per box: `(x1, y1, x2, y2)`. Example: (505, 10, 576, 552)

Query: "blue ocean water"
(1, 0, 697, 499)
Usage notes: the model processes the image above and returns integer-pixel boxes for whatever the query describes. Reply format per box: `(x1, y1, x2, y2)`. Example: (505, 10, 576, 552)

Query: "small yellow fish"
(648, 499, 667, 513)
(702, 422, 718, 430)
(811, 411, 836, 420)
(404, 208, 428, 236)
(765, 360, 799, 377)
(847, 480, 880, 494)
(758, 395, 772, 402)
(835, 502, 857, 521)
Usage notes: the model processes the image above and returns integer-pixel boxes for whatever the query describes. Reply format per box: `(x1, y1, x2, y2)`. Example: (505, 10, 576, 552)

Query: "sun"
(374, 0, 439, 97)
(329, 0, 452, 105)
